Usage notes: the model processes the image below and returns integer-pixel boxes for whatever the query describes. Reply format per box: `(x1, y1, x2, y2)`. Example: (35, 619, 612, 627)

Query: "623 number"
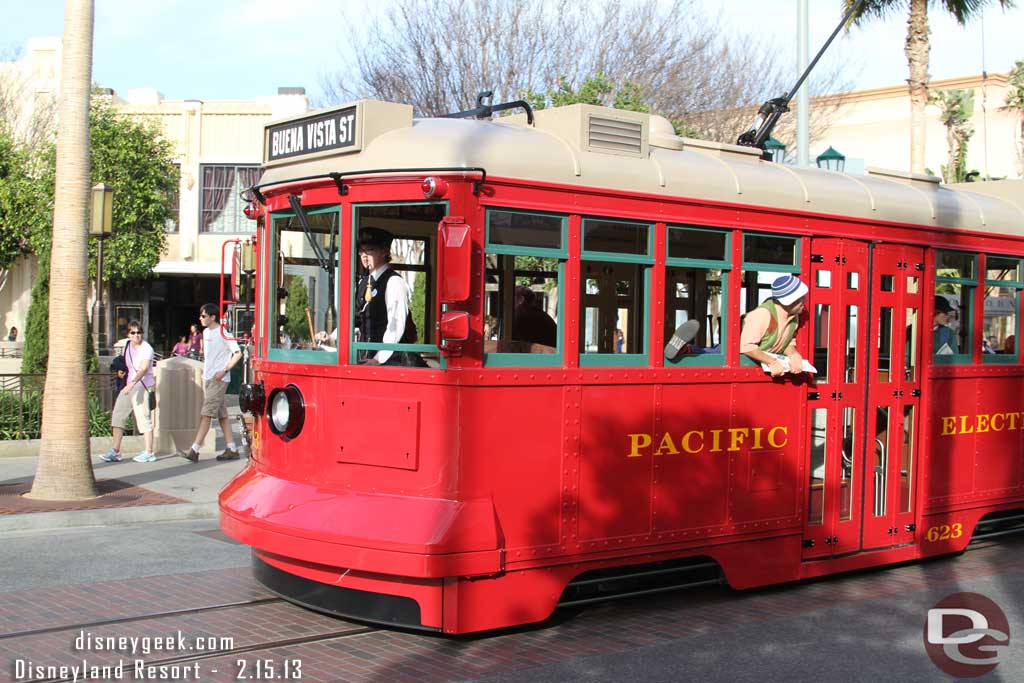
(925, 523, 963, 542)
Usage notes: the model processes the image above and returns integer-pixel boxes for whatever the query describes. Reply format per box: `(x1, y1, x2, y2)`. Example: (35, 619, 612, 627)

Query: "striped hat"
(771, 275, 808, 306)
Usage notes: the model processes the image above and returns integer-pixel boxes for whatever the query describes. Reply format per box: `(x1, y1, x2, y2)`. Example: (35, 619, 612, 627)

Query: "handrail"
(244, 166, 488, 205)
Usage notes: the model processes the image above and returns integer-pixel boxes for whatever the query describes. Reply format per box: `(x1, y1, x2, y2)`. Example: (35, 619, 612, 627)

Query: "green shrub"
(21, 276, 98, 375)
(0, 379, 113, 440)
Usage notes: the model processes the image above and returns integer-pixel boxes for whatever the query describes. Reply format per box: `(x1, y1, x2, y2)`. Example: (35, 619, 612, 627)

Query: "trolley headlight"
(267, 385, 304, 441)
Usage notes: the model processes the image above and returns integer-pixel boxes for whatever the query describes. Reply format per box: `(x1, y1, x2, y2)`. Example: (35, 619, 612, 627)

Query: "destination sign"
(265, 106, 358, 163)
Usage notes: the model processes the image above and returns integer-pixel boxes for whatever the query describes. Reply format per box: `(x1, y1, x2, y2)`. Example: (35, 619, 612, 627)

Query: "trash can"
(153, 356, 216, 456)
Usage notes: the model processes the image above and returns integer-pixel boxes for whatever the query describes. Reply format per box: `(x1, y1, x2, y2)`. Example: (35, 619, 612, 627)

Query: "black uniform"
(356, 268, 425, 367)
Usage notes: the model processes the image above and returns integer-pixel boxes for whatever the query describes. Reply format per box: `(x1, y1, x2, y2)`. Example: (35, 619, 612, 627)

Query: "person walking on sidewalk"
(178, 303, 242, 462)
(99, 320, 157, 463)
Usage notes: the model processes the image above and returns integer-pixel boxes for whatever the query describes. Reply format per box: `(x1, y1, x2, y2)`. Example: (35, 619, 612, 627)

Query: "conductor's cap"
(358, 226, 393, 250)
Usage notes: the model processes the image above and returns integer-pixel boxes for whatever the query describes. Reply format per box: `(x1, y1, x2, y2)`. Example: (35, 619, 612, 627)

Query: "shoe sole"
(664, 320, 701, 360)
(216, 454, 240, 461)
(178, 451, 199, 463)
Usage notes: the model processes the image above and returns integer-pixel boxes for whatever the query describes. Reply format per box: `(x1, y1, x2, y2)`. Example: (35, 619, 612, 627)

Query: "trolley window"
(484, 209, 566, 367)
(350, 202, 445, 368)
(983, 254, 1021, 364)
(268, 205, 340, 364)
(664, 226, 730, 367)
(743, 233, 799, 268)
(934, 250, 976, 364)
(739, 233, 801, 366)
(580, 218, 653, 366)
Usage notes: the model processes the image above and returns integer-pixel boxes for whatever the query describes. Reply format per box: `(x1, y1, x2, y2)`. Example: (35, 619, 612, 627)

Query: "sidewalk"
(0, 403, 249, 534)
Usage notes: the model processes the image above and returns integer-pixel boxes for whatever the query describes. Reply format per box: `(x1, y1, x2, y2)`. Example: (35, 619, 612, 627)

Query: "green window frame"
(580, 217, 653, 367)
(935, 250, 977, 365)
(742, 232, 801, 272)
(665, 225, 731, 367)
(349, 201, 447, 366)
(738, 233, 801, 366)
(484, 209, 567, 367)
(983, 254, 1022, 365)
(267, 205, 340, 365)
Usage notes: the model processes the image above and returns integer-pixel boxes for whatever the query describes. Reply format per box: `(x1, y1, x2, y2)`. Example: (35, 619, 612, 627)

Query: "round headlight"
(267, 385, 305, 441)
(271, 391, 290, 432)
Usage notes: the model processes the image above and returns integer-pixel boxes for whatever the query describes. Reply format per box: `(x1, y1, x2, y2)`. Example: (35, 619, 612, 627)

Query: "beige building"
(0, 39, 308, 355)
(811, 72, 1020, 179)
(111, 86, 307, 353)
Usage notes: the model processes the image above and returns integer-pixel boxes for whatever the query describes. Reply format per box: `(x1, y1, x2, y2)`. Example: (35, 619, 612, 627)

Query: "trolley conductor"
(354, 226, 426, 367)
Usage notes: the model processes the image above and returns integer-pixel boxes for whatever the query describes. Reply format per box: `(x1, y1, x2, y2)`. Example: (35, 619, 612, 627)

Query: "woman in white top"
(100, 320, 157, 462)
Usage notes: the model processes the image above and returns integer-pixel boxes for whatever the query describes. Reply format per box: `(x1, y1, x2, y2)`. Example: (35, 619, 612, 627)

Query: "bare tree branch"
(319, 0, 852, 144)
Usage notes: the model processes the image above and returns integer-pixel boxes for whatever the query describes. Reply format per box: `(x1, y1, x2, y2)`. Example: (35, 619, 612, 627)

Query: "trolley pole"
(797, 0, 810, 166)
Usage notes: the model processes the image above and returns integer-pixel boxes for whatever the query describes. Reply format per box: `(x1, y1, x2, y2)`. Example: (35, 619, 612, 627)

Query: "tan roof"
(259, 101, 1024, 237)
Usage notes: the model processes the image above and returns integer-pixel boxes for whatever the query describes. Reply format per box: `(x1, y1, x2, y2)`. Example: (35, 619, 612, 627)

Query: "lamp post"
(764, 137, 787, 164)
(816, 146, 846, 172)
(89, 183, 113, 353)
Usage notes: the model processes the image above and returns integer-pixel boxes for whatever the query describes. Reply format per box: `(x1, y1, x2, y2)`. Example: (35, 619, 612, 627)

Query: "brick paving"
(1, 538, 1021, 683)
(0, 479, 184, 515)
(0, 568, 269, 636)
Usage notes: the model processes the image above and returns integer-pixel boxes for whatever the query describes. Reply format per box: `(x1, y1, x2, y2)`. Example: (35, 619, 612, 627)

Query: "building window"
(200, 164, 261, 233)
(164, 163, 181, 233)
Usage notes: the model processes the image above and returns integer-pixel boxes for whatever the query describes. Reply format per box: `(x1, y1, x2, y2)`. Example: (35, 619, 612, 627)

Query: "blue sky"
(2, 0, 1022, 102)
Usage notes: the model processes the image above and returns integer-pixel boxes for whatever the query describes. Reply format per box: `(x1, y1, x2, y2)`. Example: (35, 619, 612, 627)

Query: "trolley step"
(558, 557, 723, 608)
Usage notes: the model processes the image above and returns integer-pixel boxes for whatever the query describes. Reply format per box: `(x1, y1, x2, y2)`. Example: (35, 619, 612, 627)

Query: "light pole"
(816, 146, 846, 173)
(90, 183, 113, 353)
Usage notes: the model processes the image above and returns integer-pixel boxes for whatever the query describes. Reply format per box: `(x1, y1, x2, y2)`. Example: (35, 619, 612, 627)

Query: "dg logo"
(923, 592, 1010, 678)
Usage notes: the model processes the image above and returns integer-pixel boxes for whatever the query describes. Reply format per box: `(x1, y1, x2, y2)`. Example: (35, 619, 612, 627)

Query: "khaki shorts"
(111, 383, 153, 433)
(201, 379, 229, 418)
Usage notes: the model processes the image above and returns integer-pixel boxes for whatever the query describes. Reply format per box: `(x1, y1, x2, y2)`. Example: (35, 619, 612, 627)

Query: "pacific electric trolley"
(219, 98, 1024, 634)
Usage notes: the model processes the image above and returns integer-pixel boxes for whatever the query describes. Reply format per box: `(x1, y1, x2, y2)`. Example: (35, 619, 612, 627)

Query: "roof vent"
(586, 112, 647, 158)
(277, 87, 306, 96)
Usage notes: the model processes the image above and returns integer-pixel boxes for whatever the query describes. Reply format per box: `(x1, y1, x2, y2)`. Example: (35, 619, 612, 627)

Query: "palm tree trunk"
(28, 0, 97, 500)
(905, 0, 930, 175)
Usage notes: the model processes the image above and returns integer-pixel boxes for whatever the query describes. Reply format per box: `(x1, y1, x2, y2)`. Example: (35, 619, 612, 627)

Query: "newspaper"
(760, 353, 817, 374)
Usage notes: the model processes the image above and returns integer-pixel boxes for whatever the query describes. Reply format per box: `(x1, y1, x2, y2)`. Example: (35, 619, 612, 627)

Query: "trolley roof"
(259, 100, 1024, 236)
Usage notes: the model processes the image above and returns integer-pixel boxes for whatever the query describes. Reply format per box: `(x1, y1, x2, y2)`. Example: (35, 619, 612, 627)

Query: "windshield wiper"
(287, 194, 337, 331)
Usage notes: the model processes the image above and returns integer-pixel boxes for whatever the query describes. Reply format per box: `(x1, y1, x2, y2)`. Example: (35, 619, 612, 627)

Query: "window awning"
(152, 260, 230, 276)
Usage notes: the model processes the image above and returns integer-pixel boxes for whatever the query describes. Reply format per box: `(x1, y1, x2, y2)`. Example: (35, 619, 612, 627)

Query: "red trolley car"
(220, 98, 1024, 634)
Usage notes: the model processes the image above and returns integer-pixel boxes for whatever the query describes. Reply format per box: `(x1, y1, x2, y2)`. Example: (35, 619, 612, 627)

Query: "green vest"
(757, 299, 798, 353)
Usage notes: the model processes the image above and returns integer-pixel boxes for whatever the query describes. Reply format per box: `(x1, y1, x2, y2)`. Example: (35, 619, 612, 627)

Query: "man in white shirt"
(353, 227, 426, 367)
(99, 320, 157, 463)
(179, 303, 242, 462)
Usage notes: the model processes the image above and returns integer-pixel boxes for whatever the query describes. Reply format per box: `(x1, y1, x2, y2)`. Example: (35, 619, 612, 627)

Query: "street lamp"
(816, 146, 846, 172)
(764, 137, 787, 163)
(90, 183, 113, 353)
